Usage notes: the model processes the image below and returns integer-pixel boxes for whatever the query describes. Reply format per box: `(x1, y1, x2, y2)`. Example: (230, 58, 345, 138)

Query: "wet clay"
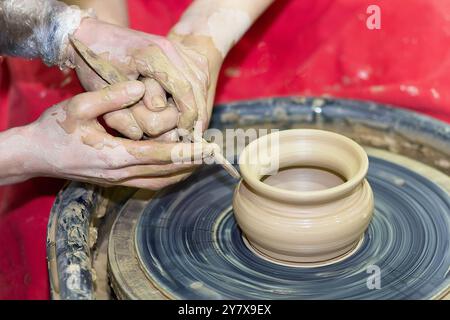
(68, 38, 239, 179)
(233, 129, 374, 266)
(263, 167, 345, 192)
(171, 0, 273, 57)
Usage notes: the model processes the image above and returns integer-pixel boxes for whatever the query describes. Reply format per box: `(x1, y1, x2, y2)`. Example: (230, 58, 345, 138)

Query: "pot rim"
(238, 129, 369, 204)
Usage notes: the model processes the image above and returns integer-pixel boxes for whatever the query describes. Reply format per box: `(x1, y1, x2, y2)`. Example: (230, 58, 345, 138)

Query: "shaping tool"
(70, 37, 241, 179)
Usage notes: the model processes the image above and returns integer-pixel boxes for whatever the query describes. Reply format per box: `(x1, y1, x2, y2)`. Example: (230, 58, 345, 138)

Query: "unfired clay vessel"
(233, 129, 374, 266)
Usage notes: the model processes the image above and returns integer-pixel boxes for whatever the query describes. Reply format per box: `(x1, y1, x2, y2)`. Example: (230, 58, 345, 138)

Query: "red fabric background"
(1, 0, 449, 299)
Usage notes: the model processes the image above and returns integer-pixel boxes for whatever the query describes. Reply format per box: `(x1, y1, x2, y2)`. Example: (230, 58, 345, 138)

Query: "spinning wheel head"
(110, 150, 449, 299)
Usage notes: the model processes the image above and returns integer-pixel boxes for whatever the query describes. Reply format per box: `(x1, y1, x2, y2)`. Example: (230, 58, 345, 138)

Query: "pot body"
(233, 129, 374, 265)
(233, 179, 374, 264)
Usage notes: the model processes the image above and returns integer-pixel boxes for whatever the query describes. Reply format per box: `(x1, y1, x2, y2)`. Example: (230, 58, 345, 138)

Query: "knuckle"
(144, 78, 158, 89)
(100, 86, 114, 103)
(177, 80, 192, 93)
(146, 182, 165, 191)
(103, 111, 123, 125)
(142, 121, 162, 136)
(135, 114, 162, 136)
(105, 172, 126, 183)
(144, 126, 161, 136)
(68, 95, 88, 117)
(125, 127, 144, 140)
(144, 127, 159, 136)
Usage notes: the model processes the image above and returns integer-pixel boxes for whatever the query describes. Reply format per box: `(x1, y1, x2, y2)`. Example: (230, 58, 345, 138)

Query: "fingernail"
(129, 126, 140, 134)
(151, 95, 166, 109)
(128, 126, 142, 140)
(126, 82, 145, 99)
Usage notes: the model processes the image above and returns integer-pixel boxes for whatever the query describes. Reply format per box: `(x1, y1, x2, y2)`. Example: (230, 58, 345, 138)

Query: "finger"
(103, 108, 143, 140)
(87, 129, 213, 167)
(142, 78, 167, 111)
(58, 163, 195, 185)
(130, 101, 178, 136)
(69, 80, 145, 120)
(119, 138, 212, 165)
(111, 163, 196, 178)
(91, 131, 212, 167)
(152, 129, 180, 142)
(74, 51, 139, 91)
(171, 43, 210, 131)
(117, 171, 192, 190)
(134, 45, 198, 130)
(155, 42, 209, 131)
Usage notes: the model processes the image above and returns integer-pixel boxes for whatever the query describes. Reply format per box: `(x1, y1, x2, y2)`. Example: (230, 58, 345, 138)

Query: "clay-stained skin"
(70, 18, 211, 136)
(70, 31, 226, 179)
(174, 6, 251, 57)
(134, 44, 201, 130)
(130, 101, 179, 137)
(0, 81, 211, 190)
(0, 129, 37, 185)
(168, 34, 223, 128)
(142, 78, 167, 111)
(172, 0, 274, 57)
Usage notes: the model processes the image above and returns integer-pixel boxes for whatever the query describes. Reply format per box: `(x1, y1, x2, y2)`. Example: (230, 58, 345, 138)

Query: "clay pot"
(233, 129, 374, 266)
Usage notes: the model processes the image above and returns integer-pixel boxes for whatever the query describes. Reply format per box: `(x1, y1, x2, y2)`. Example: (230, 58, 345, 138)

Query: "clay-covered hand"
(23, 81, 208, 189)
(69, 18, 218, 140)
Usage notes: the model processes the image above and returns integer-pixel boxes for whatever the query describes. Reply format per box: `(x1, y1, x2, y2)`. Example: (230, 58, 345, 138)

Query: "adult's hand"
(68, 18, 219, 140)
(0, 81, 210, 189)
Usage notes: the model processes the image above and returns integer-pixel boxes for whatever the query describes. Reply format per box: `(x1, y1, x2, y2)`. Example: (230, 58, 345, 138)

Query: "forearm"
(63, 0, 128, 27)
(0, 0, 92, 66)
(170, 0, 274, 60)
(0, 126, 37, 185)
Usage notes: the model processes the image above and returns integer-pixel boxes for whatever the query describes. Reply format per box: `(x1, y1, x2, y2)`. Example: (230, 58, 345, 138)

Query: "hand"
(23, 81, 207, 189)
(69, 18, 221, 140)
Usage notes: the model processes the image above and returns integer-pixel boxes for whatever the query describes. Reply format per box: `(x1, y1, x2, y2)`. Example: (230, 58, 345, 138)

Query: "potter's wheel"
(47, 97, 450, 299)
(108, 149, 450, 299)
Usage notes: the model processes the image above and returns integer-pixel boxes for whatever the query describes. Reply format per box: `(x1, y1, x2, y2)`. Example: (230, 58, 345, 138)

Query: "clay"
(130, 101, 179, 137)
(142, 78, 167, 111)
(233, 129, 374, 265)
(171, 0, 274, 57)
(70, 23, 211, 136)
(133, 44, 203, 131)
(70, 37, 130, 84)
(70, 33, 238, 179)
(263, 167, 345, 192)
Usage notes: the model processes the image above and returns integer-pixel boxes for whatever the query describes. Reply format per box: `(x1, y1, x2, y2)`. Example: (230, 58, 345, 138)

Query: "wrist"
(0, 125, 39, 185)
(169, 0, 254, 59)
(57, 5, 95, 68)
